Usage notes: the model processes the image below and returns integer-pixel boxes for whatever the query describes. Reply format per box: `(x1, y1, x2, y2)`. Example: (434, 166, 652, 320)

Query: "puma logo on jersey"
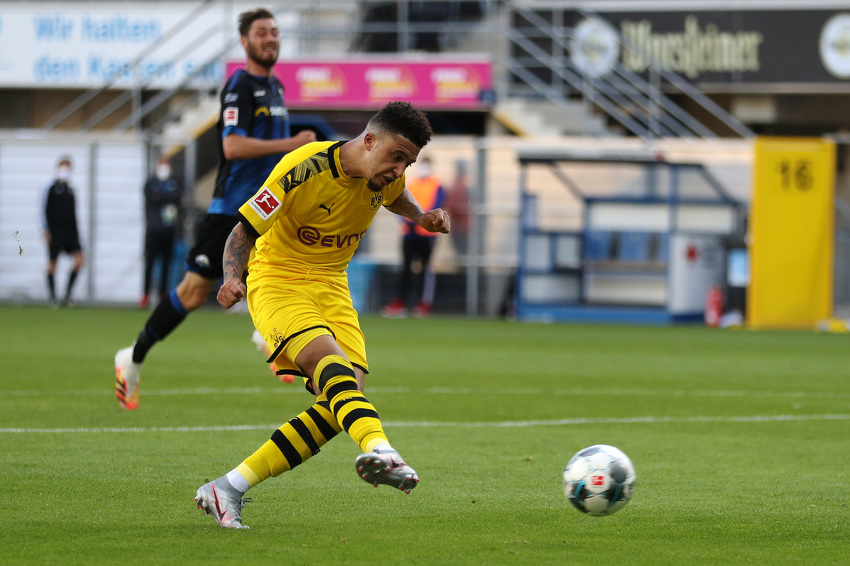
(318, 203, 335, 215)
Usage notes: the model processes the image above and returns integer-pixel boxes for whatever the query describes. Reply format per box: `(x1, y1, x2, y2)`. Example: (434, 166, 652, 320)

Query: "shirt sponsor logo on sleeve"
(224, 107, 238, 126)
(250, 188, 280, 220)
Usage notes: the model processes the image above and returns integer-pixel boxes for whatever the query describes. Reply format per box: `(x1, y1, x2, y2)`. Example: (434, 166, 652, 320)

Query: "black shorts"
(185, 214, 239, 280)
(49, 232, 82, 261)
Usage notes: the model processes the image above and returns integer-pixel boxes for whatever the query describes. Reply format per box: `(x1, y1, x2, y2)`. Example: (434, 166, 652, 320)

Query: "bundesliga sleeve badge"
(224, 107, 239, 127)
(250, 188, 281, 220)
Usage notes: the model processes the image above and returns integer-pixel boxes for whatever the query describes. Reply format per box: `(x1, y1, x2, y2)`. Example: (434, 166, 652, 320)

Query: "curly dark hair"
(368, 101, 433, 149)
(238, 8, 275, 37)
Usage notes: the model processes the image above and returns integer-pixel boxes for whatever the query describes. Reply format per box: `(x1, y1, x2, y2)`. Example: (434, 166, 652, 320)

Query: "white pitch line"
(1, 413, 848, 434)
(5, 386, 303, 397)
(4, 386, 849, 399)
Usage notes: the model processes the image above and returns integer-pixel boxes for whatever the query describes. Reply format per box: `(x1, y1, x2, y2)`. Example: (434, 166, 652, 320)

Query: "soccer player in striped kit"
(114, 8, 316, 409)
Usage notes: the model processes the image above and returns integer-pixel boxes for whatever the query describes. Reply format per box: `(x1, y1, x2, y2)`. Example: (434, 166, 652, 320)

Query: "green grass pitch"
(1, 304, 848, 565)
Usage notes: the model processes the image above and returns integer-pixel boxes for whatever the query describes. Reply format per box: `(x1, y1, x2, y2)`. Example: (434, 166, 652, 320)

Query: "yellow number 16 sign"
(748, 137, 835, 329)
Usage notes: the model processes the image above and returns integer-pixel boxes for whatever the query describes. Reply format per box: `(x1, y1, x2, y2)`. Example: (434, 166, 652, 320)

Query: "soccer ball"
(562, 444, 636, 516)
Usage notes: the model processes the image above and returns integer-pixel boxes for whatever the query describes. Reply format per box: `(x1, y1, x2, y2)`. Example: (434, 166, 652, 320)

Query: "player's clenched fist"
(217, 279, 246, 309)
(418, 208, 451, 234)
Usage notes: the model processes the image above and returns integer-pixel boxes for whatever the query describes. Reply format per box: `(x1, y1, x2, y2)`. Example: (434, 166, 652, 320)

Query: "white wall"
(0, 133, 145, 304)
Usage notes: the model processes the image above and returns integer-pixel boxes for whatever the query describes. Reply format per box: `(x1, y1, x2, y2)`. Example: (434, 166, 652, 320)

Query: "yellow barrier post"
(748, 137, 835, 329)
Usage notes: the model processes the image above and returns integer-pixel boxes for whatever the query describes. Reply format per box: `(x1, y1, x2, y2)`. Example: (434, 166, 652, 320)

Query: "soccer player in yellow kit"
(195, 101, 450, 529)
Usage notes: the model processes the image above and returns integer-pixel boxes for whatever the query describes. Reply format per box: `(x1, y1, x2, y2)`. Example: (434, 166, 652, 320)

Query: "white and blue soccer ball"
(562, 444, 636, 516)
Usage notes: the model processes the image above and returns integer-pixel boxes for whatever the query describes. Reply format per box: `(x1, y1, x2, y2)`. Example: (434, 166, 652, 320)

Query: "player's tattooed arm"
(218, 223, 256, 308)
(386, 189, 451, 234)
(385, 189, 425, 223)
(223, 223, 255, 282)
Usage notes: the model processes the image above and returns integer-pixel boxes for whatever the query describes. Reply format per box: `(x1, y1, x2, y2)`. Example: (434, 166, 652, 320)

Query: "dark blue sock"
(133, 289, 188, 363)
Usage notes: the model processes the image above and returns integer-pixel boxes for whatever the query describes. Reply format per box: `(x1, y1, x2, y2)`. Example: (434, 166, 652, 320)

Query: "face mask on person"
(56, 166, 71, 182)
(156, 164, 171, 181)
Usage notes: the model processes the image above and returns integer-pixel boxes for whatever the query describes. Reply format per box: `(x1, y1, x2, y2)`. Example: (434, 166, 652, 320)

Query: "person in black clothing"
(114, 7, 317, 410)
(381, 156, 446, 318)
(140, 156, 183, 308)
(42, 156, 84, 307)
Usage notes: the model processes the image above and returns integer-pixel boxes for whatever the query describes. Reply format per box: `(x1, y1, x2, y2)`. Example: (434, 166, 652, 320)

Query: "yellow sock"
(315, 354, 388, 452)
(239, 399, 342, 486)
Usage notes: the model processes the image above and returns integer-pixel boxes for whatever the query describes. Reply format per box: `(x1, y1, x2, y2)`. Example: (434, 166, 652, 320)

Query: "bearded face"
(244, 18, 280, 70)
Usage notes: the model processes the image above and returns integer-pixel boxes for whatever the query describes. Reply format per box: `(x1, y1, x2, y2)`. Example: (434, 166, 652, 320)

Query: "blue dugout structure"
(515, 148, 745, 324)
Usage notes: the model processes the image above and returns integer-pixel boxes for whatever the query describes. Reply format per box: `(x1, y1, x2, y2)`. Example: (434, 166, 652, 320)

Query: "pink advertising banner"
(225, 58, 493, 110)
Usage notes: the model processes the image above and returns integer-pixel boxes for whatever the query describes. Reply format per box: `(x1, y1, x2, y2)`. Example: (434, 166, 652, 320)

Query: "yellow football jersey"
(237, 141, 406, 273)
